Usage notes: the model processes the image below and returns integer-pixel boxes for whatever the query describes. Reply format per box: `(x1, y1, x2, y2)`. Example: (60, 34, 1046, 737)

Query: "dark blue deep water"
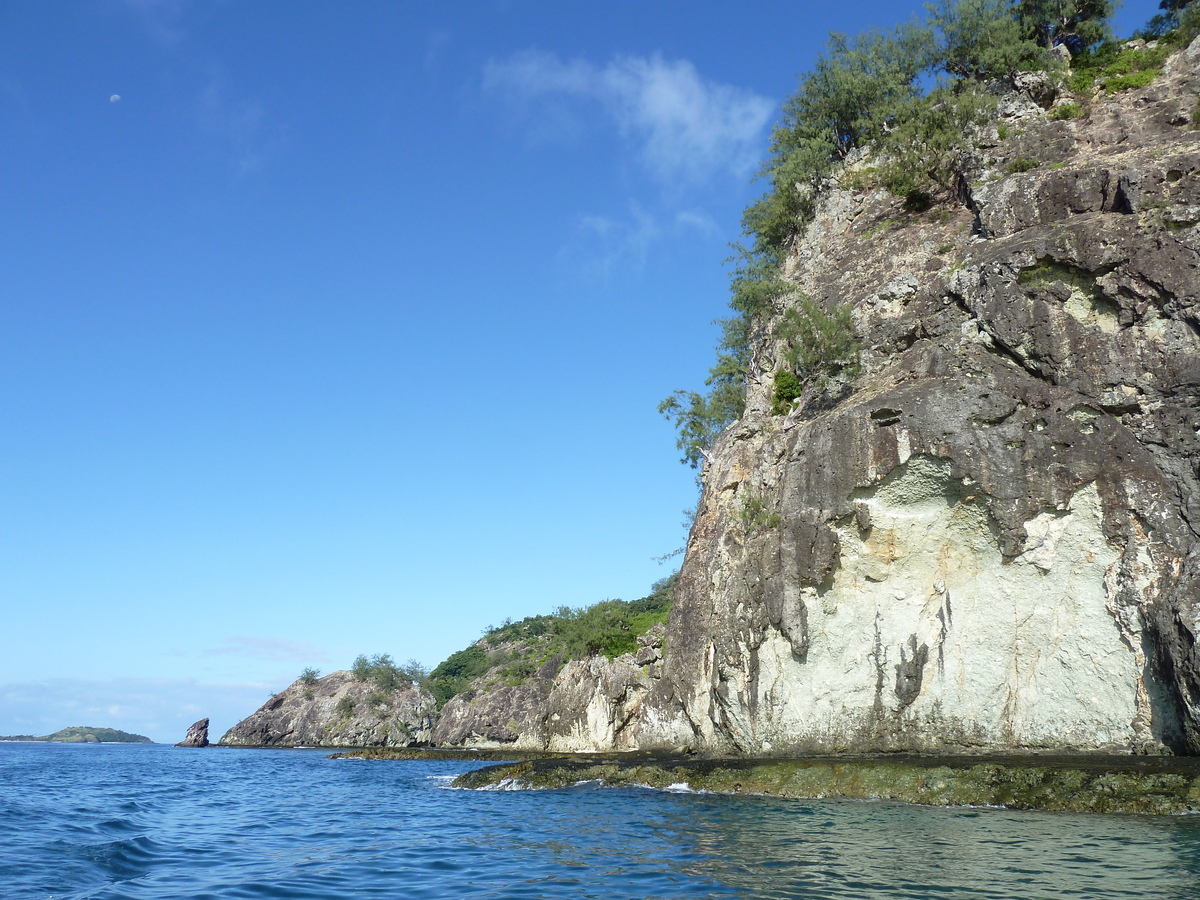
(3, 743, 1200, 899)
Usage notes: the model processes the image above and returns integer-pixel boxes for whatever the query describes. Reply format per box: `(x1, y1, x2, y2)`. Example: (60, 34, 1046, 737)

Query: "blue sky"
(0, 0, 1160, 742)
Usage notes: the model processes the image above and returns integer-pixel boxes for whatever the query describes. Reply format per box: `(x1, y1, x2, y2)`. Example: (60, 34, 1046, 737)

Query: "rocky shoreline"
(449, 752, 1200, 816)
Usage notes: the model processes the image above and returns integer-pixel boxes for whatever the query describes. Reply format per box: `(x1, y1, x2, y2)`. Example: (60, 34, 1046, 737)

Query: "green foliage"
(774, 296, 861, 394)
(1007, 157, 1040, 173)
(299, 666, 321, 686)
(738, 492, 782, 535)
(1049, 101, 1084, 119)
(930, 0, 1053, 80)
(771, 369, 806, 415)
(1139, 0, 1199, 40)
(427, 646, 492, 708)
(1068, 41, 1172, 93)
(336, 695, 356, 718)
(350, 653, 415, 693)
(427, 575, 678, 708)
(1017, 0, 1116, 54)
(1181, 2, 1200, 43)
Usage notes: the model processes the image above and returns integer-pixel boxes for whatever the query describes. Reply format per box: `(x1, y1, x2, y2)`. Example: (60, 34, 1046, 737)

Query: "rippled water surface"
(3, 743, 1199, 899)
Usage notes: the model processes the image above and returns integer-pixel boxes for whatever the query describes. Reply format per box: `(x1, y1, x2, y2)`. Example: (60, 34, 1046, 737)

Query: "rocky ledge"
(453, 754, 1200, 815)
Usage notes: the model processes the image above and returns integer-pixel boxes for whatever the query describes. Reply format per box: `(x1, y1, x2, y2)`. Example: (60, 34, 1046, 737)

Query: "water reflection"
(659, 791, 1200, 899)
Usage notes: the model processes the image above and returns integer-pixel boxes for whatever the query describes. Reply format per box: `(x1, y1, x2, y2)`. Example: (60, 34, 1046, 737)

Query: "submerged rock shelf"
(452, 754, 1200, 816)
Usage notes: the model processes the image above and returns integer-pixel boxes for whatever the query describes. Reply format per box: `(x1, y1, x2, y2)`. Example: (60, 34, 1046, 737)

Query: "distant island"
(0, 726, 153, 744)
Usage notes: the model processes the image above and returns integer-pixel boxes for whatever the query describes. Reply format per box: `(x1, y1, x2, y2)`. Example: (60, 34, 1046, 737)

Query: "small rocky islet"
(216, 27, 1200, 814)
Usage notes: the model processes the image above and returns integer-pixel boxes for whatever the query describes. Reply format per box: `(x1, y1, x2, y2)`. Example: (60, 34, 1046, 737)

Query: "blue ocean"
(2, 743, 1199, 899)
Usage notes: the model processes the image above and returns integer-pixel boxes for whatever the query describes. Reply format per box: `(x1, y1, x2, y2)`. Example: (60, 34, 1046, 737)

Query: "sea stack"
(176, 718, 210, 747)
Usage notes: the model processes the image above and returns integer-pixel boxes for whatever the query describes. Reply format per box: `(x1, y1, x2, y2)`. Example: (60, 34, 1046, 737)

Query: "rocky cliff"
(613, 37, 1200, 756)
(219, 670, 435, 748)
(224, 39, 1200, 758)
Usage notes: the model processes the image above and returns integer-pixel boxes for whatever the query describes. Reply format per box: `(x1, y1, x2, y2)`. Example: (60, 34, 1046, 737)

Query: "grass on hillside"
(427, 574, 677, 708)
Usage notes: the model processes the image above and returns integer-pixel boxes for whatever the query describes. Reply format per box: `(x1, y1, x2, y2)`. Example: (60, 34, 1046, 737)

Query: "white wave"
(664, 782, 698, 793)
(475, 777, 535, 792)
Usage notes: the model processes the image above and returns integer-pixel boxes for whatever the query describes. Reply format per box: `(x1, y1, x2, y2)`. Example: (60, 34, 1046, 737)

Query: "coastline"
(433, 752, 1200, 816)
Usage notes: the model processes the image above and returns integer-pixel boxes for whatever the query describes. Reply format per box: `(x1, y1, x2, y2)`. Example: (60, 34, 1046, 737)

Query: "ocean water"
(2, 743, 1199, 899)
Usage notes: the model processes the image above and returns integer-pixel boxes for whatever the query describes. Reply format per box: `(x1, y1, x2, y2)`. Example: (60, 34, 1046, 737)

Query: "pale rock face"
(714, 460, 1144, 753)
(617, 43, 1200, 756)
(430, 653, 658, 752)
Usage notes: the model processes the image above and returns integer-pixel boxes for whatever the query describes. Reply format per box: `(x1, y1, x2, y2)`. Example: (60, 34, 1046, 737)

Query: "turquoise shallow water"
(2, 743, 1199, 899)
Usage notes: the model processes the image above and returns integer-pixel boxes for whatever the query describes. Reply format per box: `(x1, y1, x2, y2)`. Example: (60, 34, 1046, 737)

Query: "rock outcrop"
(610, 37, 1200, 756)
(176, 718, 209, 747)
(430, 647, 662, 751)
(219, 671, 435, 748)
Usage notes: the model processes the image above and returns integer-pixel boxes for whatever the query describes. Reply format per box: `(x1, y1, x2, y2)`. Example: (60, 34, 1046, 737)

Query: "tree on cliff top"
(1016, 0, 1117, 54)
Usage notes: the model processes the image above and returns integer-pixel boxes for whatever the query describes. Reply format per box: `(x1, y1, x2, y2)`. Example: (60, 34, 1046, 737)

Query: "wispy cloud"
(571, 202, 661, 275)
(205, 636, 329, 662)
(117, 0, 190, 46)
(563, 203, 725, 277)
(198, 72, 280, 174)
(483, 51, 773, 185)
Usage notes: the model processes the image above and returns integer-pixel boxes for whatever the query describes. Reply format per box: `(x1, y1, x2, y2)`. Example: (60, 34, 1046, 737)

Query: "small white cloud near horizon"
(205, 636, 329, 662)
(483, 51, 773, 185)
(110, 94, 121, 102)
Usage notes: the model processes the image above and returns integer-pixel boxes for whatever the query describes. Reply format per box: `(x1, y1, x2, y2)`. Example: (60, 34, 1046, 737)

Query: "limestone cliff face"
(616, 39, 1200, 756)
(219, 671, 435, 748)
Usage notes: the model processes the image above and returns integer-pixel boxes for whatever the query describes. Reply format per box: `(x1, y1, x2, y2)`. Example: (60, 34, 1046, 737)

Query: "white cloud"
(205, 636, 329, 662)
(483, 51, 773, 185)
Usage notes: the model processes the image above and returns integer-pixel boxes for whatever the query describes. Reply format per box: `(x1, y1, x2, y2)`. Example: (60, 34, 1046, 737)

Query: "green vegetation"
(1049, 101, 1084, 119)
(350, 653, 427, 693)
(0, 727, 153, 743)
(738, 492, 782, 535)
(1007, 157, 1040, 173)
(1016, 0, 1116, 54)
(1067, 41, 1172, 94)
(1140, 0, 1200, 42)
(426, 575, 678, 709)
(660, 0, 1112, 465)
(773, 296, 861, 407)
(336, 696, 356, 718)
(299, 666, 321, 685)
